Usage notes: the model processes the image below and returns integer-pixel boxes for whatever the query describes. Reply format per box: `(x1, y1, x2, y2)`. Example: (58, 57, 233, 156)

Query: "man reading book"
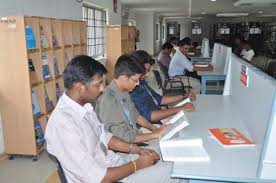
(130, 50, 195, 122)
(95, 55, 168, 144)
(45, 55, 175, 183)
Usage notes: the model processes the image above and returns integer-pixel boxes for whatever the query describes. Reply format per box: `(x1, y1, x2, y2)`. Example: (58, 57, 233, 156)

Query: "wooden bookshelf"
(0, 16, 87, 158)
(106, 25, 136, 83)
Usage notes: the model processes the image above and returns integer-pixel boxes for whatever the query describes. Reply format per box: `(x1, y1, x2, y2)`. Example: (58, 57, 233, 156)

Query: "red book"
(209, 128, 255, 147)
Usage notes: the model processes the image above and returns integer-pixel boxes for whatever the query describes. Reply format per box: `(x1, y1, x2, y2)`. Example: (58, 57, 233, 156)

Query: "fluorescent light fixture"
(216, 13, 249, 17)
(202, 12, 206, 14)
(259, 11, 263, 13)
(211, 0, 216, 2)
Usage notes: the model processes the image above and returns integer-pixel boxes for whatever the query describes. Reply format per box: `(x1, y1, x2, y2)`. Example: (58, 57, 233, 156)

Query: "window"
(156, 23, 160, 41)
(83, 4, 107, 58)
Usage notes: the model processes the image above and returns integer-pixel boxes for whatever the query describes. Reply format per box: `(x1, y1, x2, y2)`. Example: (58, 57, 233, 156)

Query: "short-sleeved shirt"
(158, 51, 171, 69)
(45, 93, 125, 183)
(95, 81, 140, 143)
(130, 80, 162, 121)
(168, 50, 194, 77)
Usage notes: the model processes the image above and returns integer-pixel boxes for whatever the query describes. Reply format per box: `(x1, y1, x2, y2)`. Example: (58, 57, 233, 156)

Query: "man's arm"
(136, 115, 157, 131)
(134, 125, 168, 143)
(193, 64, 213, 71)
(161, 92, 196, 105)
(151, 102, 194, 122)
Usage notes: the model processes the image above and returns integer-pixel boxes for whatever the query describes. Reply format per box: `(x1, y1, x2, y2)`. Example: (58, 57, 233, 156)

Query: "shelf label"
(240, 65, 249, 87)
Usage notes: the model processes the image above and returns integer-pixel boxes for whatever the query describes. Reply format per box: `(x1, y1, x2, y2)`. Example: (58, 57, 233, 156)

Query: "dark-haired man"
(131, 50, 195, 123)
(169, 39, 213, 95)
(158, 42, 173, 69)
(45, 55, 166, 183)
(96, 55, 168, 144)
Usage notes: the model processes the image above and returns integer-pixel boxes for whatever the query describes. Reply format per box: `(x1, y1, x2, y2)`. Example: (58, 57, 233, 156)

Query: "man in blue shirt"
(130, 50, 195, 122)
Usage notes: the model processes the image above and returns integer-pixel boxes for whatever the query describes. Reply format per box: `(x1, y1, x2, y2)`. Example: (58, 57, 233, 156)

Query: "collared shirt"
(130, 80, 162, 121)
(241, 49, 255, 62)
(95, 81, 140, 143)
(168, 49, 194, 77)
(158, 51, 171, 69)
(45, 93, 124, 183)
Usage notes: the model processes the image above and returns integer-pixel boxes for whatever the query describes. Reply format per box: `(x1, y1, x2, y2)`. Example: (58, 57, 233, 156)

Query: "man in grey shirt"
(96, 55, 168, 144)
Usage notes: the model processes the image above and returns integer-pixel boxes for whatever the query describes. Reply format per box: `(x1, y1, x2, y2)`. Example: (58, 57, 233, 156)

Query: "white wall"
(135, 11, 155, 55)
(85, 0, 122, 25)
(0, 0, 82, 20)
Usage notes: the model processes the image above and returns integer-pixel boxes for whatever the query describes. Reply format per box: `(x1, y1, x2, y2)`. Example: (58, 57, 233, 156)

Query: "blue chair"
(47, 152, 68, 183)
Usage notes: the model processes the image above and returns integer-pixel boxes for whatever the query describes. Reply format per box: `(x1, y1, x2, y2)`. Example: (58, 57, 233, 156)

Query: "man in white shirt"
(240, 41, 255, 62)
(168, 39, 213, 95)
(45, 55, 173, 183)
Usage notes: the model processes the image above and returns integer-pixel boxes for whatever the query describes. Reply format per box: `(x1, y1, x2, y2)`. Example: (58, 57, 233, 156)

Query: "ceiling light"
(259, 11, 263, 14)
(202, 12, 206, 14)
(211, 0, 216, 2)
(216, 13, 249, 17)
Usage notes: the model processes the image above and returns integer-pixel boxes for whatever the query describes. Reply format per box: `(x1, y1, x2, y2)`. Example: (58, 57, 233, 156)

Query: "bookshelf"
(0, 16, 87, 159)
(106, 25, 136, 83)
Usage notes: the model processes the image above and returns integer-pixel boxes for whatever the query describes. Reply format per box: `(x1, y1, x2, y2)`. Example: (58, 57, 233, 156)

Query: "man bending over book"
(95, 55, 169, 145)
(45, 55, 177, 183)
(130, 50, 195, 123)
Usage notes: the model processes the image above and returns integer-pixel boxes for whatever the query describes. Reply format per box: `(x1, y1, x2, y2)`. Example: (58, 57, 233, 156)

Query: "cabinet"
(0, 16, 87, 157)
(106, 25, 136, 82)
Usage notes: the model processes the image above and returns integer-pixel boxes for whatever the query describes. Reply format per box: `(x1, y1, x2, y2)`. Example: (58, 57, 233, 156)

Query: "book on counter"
(209, 128, 255, 148)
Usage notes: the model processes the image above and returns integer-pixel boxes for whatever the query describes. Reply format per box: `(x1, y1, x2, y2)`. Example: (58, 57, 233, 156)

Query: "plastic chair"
(152, 70, 185, 96)
(157, 61, 191, 92)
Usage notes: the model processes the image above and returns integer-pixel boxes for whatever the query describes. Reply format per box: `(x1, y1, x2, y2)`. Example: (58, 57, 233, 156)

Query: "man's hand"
(135, 153, 156, 171)
(139, 149, 160, 162)
(208, 64, 213, 71)
(180, 102, 195, 112)
(153, 124, 170, 138)
(184, 92, 196, 101)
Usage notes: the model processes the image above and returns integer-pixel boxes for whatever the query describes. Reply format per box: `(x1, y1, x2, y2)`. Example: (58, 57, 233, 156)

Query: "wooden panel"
(0, 16, 37, 155)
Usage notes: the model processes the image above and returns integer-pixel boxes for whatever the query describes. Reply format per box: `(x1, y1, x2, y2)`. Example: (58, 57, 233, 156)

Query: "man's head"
(182, 37, 191, 44)
(178, 39, 191, 55)
(132, 50, 155, 80)
(63, 55, 107, 104)
(114, 54, 145, 92)
(161, 42, 173, 56)
(169, 36, 178, 45)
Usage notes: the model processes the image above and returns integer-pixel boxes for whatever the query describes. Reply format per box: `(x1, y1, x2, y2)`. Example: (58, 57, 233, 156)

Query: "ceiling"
(120, 0, 276, 18)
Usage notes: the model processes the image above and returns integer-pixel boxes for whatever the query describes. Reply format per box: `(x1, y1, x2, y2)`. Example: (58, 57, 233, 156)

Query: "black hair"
(114, 54, 146, 79)
(161, 42, 173, 50)
(182, 37, 191, 43)
(169, 36, 177, 42)
(63, 55, 107, 90)
(192, 41, 198, 48)
(178, 38, 191, 47)
(132, 50, 156, 66)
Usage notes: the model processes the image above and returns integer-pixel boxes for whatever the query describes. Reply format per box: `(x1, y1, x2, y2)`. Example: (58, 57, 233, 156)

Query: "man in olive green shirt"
(96, 55, 168, 144)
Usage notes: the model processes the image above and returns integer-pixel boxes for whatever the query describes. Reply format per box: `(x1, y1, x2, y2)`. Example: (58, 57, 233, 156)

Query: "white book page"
(195, 64, 209, 68)
(160, 115, 190, 141)
(164, 111, 184, 124)
(174, 98, 191, 107)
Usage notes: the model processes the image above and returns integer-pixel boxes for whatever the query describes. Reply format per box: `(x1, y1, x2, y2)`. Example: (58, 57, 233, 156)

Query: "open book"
(174, 98, 191, 107)
(159, 114, 210, 162)
(195, 63, 209, 68)
(209, 128, 255, 148)
(160, 138, 210, 162)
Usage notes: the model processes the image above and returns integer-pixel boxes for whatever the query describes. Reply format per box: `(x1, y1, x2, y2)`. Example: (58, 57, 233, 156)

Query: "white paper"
(166, 111, 184, 124)
(174, 98, 191, 107)
(249, 28, 255, 34)
(192, 29, 197, 34)
(197, 28, 201, 34)
(169, 27, 174, 34)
